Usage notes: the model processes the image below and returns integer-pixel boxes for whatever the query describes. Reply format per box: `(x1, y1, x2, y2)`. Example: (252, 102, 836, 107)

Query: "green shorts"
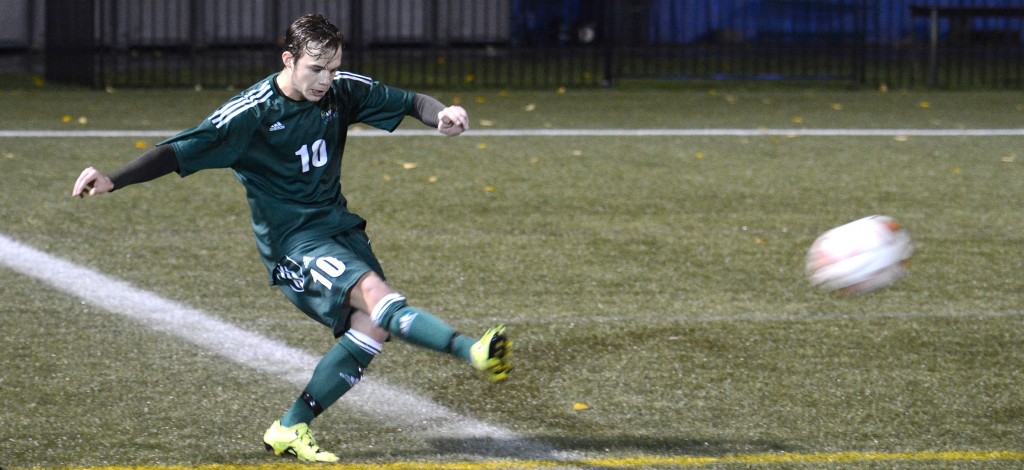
(273, 228, 385, 337)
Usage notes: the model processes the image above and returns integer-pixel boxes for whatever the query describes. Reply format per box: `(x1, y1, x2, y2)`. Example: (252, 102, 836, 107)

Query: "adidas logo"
(399, 312, 418, 336)
(269, 121, 285, 132)
(338, 373, 361, 387)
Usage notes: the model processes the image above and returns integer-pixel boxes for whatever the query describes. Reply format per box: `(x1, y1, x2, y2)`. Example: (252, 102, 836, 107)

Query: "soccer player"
(71, 13, 512, 463)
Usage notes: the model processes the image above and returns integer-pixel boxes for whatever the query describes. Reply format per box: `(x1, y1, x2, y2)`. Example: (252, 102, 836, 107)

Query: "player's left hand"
(437, 106, 469, 137)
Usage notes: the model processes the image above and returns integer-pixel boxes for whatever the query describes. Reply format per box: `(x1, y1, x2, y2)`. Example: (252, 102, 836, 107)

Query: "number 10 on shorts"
(311, 256, 346, 290)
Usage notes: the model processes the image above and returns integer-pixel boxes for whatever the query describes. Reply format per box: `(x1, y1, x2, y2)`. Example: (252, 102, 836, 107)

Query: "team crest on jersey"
(319, 93, 338, 122)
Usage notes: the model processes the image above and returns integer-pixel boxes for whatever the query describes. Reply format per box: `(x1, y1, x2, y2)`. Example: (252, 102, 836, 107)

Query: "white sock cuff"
(370, 293, 407, 326)
(344, 329, 383, 356)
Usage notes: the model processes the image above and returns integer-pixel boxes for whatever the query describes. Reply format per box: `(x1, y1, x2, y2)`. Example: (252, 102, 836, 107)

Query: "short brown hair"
(284, 14, 344, 61)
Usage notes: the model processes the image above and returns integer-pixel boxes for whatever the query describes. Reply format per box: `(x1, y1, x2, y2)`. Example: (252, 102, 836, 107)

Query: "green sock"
(281, 330, 379, 427)
(372, 293, 474, 362)
(448, 334, 476, 362)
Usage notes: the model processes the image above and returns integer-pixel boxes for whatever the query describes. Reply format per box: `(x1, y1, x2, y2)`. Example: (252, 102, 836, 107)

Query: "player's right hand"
(72, 166, 114, 198)
(437, 106, 469, 137)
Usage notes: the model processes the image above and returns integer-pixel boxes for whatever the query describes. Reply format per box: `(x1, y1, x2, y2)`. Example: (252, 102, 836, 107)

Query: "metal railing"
(23, 0, 1024, 89)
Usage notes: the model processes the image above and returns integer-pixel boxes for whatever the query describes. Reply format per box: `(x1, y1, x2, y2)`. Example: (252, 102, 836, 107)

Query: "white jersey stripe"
(211, 82, 274, 128)
(337, 71, 373, 85)
(211, 98, 262, 127)
(211, 82, 270, 124)
(211, 83, 272, 126)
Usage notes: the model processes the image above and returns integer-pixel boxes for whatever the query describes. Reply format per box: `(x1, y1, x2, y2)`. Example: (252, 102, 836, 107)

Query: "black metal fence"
(32, 0, 1024, 89)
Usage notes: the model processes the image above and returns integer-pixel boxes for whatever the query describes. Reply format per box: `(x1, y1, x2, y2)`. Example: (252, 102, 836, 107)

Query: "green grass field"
(1, 85, 1022, 469)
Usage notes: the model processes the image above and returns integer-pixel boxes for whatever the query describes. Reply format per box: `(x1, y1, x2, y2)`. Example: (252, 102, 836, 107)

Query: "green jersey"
(162, 71, 414, 280)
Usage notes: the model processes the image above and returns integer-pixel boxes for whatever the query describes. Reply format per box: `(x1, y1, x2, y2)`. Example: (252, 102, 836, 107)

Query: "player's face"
(284, 44, 341, 102)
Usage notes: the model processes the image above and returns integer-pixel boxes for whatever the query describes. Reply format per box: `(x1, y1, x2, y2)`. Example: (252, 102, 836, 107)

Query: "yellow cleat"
(470, 325, 513, 382)
(263, 420, 339, 463)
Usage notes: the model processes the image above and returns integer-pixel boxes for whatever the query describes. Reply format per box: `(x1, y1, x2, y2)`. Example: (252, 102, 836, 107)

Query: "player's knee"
(348, 312, 389, 344)
(369, 292, 407, 329)
(349, 272, 392, 312)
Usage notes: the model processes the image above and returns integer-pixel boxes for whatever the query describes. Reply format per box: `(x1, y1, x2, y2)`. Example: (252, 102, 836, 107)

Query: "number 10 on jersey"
(295, 139, 328, 173)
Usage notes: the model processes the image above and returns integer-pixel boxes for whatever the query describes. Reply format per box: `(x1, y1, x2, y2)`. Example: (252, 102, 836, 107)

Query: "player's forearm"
(108, 144, 180, 191)
(409, 93, 445, 128)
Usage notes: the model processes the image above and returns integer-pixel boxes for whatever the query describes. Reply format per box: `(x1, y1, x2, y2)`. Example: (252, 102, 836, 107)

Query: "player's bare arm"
(72, 144, 179, 198)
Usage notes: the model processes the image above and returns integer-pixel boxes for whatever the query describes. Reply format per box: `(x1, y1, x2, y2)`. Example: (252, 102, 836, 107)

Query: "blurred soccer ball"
(806, 215, 913, 295)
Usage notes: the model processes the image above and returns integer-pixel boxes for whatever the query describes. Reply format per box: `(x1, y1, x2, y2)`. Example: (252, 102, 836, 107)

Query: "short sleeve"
(337, 72, 415, 132)
(160, 101, 259, 177)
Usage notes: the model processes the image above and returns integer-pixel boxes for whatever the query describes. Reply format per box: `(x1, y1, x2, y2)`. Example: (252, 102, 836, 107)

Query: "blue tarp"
(511, 0, 1024, 46)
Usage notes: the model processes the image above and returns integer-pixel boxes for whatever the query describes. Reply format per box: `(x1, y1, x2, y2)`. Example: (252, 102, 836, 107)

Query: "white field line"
(3, 128, 1024, 138)
(0, 233, 519, 443)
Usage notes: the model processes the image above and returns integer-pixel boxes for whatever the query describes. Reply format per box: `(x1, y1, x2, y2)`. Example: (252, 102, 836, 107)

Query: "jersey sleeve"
(159, 99, 260, 177)
(337, 72, 415, 132)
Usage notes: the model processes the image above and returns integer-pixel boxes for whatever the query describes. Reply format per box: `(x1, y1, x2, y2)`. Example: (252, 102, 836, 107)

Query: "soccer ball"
(806, 215, 913, 295)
